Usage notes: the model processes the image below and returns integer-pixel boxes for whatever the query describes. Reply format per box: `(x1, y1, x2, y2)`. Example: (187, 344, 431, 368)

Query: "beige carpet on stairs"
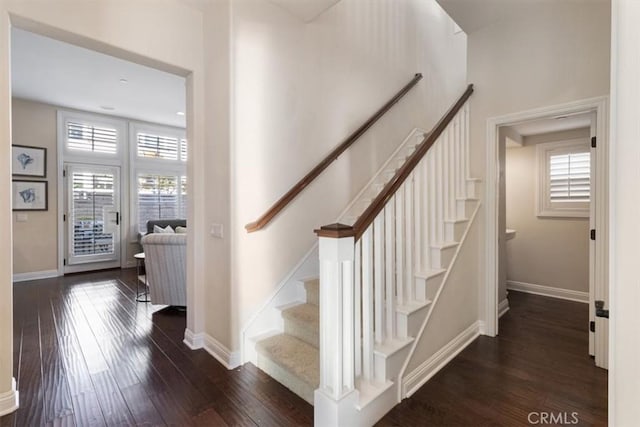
(254, 279, 320, 405)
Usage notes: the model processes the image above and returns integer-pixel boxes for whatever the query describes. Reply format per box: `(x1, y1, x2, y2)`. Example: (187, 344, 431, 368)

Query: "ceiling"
(436, 0, 607, 34)
(435, 0, 533, 33)
(266, 0, 341, 22)
(11, 28, 186, 128)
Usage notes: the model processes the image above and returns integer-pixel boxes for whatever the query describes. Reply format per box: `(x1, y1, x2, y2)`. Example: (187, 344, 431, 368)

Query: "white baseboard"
(506, 280, 589, 303)
(402, 321, 481, 398)
(13, 269, 59, 283)
(183, 329, 241, 370)
(498, 298, 510, 318)
(0, 378, 19, 416)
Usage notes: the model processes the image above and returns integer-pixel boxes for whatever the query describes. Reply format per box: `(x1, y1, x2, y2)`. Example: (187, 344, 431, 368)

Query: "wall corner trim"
(0, 378, 19, 417)
(184, 329, 241, 370)
(506, 280, 589, 303)
(402, 321, 481, 398)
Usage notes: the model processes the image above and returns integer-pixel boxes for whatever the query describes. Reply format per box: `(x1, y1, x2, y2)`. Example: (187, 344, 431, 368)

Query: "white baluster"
(354, 239, 362, 378)
(384, 202, 395, 339)
(361, 227, 374, 381)
(373, 215, 385, 344)
(395, 185, 405, 304)
(404, 178, 414, 302)
(449, 124, 456, 220)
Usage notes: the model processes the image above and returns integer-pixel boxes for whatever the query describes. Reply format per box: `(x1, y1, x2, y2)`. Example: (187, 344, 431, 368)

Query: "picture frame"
(12, 180, 48, 211)
(12, 145, 47, 178)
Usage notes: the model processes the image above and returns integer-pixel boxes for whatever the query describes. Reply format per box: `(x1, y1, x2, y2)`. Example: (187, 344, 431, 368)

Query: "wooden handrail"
(245, 73, 424, 233)
(315, 84, 474, 240)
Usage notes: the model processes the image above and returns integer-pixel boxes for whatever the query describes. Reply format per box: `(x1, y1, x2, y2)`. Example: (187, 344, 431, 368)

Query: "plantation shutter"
(67, 122, 118, 154)
(137, 133, 179, 160)
(549, 152, 590, 202)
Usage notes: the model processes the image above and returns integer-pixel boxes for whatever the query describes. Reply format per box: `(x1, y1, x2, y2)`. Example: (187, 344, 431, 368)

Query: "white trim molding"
(183, 329, 241, 370)
(0, 378, 19, 416)
(12, 269, 59, 283)
(506, 280, 589, 303)
(498, 298, 510, 318)
(485, 96, 608, 338)
(402, 321, 481, 398)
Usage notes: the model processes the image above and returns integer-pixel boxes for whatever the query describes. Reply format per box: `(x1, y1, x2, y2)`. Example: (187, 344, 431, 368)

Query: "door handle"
(595, 300, 609, 319)
(115, 212, 120, 226)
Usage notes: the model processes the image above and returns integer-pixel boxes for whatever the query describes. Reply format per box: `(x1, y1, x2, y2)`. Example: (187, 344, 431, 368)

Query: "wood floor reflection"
(0, 269, 313, 426)
(0, 270, 607, 426)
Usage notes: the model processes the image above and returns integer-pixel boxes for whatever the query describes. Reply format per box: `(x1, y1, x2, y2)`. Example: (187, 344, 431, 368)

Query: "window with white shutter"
(137, 173, 187, 232)
(137, 132, 179, 160)
(537, 139, 591, 217)
(66, 121, 118, 154)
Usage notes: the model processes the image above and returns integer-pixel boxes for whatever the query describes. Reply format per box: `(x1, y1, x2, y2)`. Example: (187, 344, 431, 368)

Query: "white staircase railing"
(314, 85, 474, 426)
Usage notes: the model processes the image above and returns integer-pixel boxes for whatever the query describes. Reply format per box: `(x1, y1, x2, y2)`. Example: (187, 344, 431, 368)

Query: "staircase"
(248, 85, 476, 426)
(255, 279, 320, 404)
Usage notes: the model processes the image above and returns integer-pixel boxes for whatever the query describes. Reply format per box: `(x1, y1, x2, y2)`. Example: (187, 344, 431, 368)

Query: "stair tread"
(415, 269, 446, 279)
(256, 334, 319, 388)
(432, 241, 458, 249)
(374, 337, 414, 357)
(396, 299, 432, 314)
(282, 303, 319, 329)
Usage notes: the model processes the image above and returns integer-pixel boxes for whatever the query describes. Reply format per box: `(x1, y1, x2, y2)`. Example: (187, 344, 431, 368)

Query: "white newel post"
(314, 223, 360, 427)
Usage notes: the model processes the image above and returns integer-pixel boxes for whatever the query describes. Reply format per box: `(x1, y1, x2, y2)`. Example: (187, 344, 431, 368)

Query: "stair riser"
(456, 199, 476, 219)
(284, 317, 319, 348)
(396, 304, 431, 339)
(418, 274, 444, 301)
(304, 281, 319, 306)
(256, 355, 315, 405)
(374, 344, 412, 384)
(466, 180, 481, 199)
(431, 245, 457, 270)
(445, 221, 467, 242)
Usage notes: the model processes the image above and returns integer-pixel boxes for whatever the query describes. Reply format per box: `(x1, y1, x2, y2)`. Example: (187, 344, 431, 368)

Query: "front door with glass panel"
(65, 164, 121, 269)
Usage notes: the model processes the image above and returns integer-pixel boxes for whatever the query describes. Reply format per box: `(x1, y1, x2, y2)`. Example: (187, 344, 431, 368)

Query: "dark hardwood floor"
(0, 271, 607, 426)
(0, 269, 313, 427)
(378, 291, 608, 426)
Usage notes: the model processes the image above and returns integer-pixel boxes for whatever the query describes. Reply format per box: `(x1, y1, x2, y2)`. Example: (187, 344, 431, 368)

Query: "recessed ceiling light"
(176, 111, 185, 116)
(119, 78, 128, 84)
(100, 105, 115, 111)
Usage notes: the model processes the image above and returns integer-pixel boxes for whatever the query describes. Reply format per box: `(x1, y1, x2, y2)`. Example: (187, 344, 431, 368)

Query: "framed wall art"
(12, 145, 46, 178)
(12, 180, 48, 211)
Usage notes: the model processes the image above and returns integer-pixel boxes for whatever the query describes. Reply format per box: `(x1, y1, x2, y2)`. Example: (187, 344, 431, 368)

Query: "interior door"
(590, 113, 609, 369)
(65, 164, 121, 269)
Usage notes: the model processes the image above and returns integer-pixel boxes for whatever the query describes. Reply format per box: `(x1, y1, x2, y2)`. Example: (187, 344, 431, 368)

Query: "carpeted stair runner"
(255, 278, 320, 405)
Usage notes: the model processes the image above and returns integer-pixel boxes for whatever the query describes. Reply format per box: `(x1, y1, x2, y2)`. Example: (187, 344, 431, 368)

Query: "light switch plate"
(16, 213, 28, 222)
(210, 223, 224, 238)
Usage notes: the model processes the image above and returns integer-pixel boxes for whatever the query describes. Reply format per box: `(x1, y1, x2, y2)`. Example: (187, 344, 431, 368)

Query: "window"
(66, 121, 118, 154)
(137, 132, 179, 160)
(137, 173, 187, 232)
(537, 139, 591, 217)
(131, 123, 187, 233)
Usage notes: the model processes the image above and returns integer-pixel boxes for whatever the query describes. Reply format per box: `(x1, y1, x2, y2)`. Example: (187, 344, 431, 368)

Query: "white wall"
(466, 1, 611, 308)
(0, 0, 213, 404)
(609, 0, 640, 423)
(505, 130, 590, 294)
(230, 0, 468, 349)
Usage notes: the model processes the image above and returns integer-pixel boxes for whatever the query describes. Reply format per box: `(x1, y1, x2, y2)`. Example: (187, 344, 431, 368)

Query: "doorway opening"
(10, 27, 188, 278)
(485, 97, 609, 369)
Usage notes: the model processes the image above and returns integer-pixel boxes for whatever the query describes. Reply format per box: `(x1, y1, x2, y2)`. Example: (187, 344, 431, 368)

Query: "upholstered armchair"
(141, 233, 186, 307)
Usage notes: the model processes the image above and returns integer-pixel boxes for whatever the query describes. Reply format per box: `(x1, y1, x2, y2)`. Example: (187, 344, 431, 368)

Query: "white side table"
(134, 252, 150, 302)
